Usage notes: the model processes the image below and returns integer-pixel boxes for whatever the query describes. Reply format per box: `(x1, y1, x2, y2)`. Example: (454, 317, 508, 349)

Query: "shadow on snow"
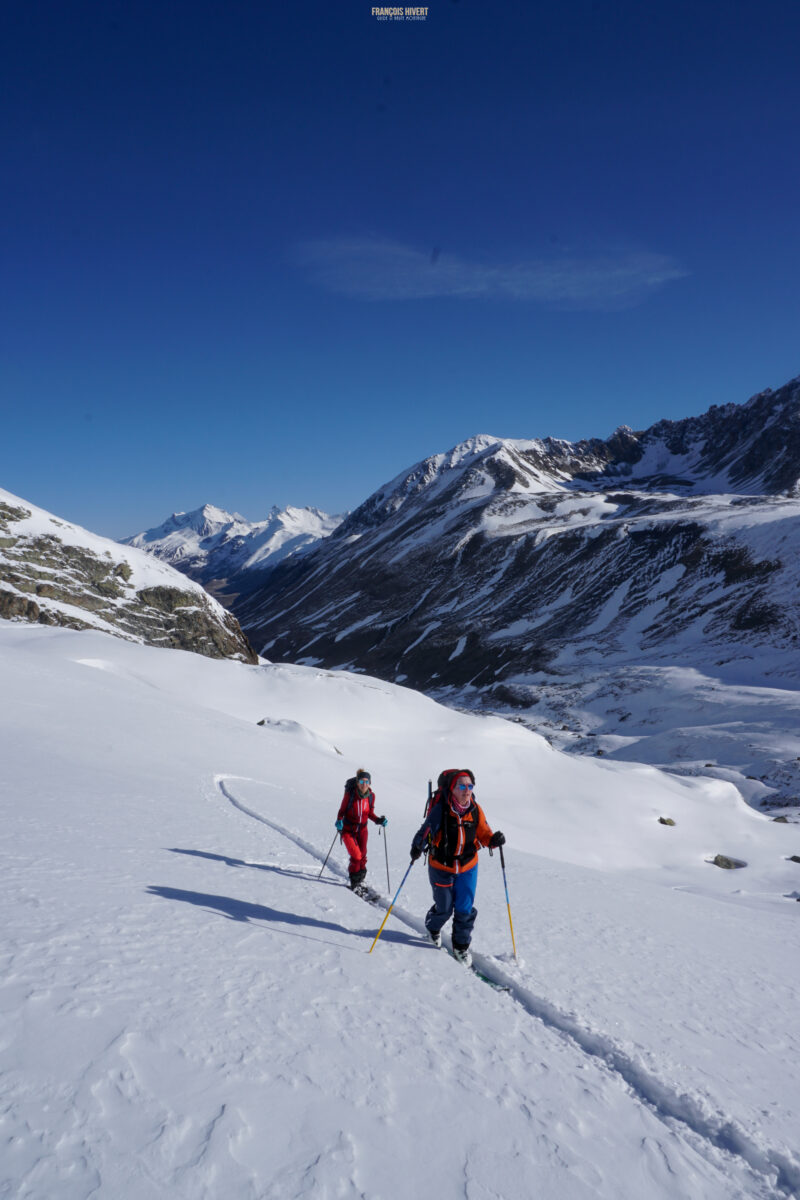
(146, 884, 419, 949)
(166, 846, 340, 886)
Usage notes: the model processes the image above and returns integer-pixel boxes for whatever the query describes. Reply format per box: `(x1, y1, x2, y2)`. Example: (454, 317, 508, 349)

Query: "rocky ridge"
(0, 489, 257, 663)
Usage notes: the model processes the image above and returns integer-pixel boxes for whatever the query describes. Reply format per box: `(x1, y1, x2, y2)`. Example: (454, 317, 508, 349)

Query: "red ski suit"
(337, 783, 381, 878)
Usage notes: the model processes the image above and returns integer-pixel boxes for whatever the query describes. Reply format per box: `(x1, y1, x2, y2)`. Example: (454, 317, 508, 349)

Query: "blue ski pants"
(425, 863, 478, 947)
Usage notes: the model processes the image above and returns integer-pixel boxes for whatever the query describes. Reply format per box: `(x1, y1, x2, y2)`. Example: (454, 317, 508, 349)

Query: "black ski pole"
(318, 831, 338, 879)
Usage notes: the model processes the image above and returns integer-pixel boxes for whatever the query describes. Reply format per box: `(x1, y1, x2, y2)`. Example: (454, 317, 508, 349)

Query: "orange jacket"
(413, 796, 494, 875)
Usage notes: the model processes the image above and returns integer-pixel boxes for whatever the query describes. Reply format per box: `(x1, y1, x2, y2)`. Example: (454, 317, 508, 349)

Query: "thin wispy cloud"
(296, 237, 688, 310)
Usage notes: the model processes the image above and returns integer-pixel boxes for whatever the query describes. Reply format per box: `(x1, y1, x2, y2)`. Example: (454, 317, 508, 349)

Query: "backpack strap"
(432, 793, 479, 868)
(342, 777, 357, 819)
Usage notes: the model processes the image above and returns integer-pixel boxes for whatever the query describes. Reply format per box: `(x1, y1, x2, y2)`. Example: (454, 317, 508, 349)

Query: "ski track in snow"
(217, 773, 800, 1199)
(3, 622, 797, 1200)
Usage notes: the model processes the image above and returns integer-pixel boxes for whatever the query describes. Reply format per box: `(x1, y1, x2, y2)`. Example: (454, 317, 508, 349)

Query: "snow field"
(1, 622, 799, 1198)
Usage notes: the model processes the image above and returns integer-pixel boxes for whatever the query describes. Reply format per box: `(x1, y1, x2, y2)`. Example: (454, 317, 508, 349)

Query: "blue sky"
(2, 0, 799, 537)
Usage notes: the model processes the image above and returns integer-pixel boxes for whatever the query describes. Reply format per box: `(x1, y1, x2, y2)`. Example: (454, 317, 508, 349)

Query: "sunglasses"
(357, 777, 371, 784)
(456, 782, 474, 791)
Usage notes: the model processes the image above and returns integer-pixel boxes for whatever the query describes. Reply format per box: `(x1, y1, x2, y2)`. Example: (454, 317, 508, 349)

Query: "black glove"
(489, 830, 505, 848)
(410, 844, 422, 861)
(376, 815, 388, 826)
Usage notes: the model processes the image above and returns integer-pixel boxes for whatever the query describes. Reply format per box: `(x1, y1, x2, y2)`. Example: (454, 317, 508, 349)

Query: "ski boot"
(452, 943, 473, 968)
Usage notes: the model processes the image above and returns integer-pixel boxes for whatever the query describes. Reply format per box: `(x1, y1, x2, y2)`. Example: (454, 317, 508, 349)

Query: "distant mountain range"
(121, 376, 800, 712)
(121, 504, 342, 600)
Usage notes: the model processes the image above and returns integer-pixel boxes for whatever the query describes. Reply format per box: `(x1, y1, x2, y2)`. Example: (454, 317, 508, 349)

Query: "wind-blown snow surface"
(2, 624, 799, 1199)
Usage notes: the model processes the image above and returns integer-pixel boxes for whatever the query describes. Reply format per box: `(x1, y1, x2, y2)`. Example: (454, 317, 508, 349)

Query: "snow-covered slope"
(122, 502, 343, 590)
(0, 487, 256, 662)
(2, 621, 799, 1198)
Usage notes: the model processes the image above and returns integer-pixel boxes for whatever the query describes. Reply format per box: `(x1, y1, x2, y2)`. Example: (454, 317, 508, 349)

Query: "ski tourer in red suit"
(336, 768, 387, 889)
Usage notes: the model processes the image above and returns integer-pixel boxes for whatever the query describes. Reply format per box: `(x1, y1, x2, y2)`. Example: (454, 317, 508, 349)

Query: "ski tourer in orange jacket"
(410, 769, 505, 965)
(411, 769, 495, 875)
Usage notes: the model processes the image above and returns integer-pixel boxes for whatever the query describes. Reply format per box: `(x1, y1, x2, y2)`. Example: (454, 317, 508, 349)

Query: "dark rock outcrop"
(712, 855, 747, 869)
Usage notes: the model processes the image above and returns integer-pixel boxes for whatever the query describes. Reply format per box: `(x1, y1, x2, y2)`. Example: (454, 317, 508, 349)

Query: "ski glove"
(335, 819, 344, 832)
(489, 830, 505, 848)
(376, 815, 388, 826)
(410, 844, 422, 862)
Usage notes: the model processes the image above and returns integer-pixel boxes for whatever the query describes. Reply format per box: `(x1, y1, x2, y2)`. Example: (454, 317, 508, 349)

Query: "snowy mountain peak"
(137, 504, 243, 544)
(607, 374, 800, 494)
(264, 504, 341, 531)
(444, 433, 503, 463)
(123, 502, 345, 587)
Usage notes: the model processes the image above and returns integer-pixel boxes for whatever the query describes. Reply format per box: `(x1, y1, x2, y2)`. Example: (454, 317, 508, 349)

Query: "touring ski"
(351, 882, 383, 906)
(469, 966, 511, 993)
(437, 942, 511, 992)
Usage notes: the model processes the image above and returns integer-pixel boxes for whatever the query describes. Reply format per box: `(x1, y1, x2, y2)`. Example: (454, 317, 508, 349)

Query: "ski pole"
(499, 844, 518, 961)
(318, 831, 338, 880)
(368, 859, 415, 953)
(381, 825, 391, 893)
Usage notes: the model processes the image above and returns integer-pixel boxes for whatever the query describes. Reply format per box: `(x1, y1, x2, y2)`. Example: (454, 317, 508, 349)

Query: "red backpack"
(424, 769, 476, 818)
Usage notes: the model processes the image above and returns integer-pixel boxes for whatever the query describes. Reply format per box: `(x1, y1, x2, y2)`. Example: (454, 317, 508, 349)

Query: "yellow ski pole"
(499, 844, 518, 961)
(368, 859, 415, 953)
